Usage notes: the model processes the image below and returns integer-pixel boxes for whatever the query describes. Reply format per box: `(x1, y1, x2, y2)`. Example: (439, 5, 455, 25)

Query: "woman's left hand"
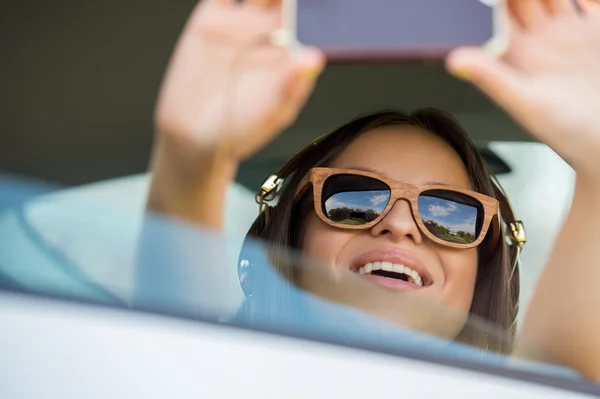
(446, 0, 600, 177)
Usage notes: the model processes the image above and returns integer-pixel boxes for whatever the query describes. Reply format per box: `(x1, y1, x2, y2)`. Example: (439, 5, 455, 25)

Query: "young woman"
(232, 109, 523, 354)
(147, 0, 600, 380)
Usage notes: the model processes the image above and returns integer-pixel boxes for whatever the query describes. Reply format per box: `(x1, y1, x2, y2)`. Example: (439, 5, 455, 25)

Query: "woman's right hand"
(149, 0, 323, 228)
(155, 0, 325, 162)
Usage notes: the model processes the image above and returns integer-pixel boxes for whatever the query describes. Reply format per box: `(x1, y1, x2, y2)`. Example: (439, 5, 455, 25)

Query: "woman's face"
(298, 125, 479, 319)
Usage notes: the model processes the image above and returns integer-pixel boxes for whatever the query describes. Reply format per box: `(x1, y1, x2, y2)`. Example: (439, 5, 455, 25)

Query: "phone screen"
(295, 0, 495, 62)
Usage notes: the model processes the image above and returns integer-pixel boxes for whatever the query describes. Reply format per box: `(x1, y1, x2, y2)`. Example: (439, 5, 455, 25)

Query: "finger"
(205, 0, 235, 5)
(276, 47, 325, 129)
(543, 0, 579, 16)
(580, 0, 600, 15)
(446, 47, 529, 118)
(243, 0, 283, 31)
(507, 0, 550, 28)
(246, 0, 280, 7)
(185, 5, 280, 47)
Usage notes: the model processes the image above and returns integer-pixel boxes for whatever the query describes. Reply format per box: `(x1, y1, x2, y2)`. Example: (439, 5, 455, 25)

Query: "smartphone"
(282, 0, 506, 62)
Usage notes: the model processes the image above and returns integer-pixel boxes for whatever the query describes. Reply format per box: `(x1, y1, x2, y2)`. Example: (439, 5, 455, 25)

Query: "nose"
(370, 199, 423, 244)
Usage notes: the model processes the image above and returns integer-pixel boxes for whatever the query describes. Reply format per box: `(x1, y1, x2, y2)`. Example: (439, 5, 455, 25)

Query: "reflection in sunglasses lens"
(322, 175, 390, 226)
(418, 191, 481, 244)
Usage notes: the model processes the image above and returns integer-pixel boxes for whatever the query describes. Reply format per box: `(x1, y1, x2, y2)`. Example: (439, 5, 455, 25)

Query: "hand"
(446, 0, 600, 176)
(155, 0, 325, 162)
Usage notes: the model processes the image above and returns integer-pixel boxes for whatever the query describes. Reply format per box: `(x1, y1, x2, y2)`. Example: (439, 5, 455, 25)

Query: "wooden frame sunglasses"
(295, 167, 500, 249)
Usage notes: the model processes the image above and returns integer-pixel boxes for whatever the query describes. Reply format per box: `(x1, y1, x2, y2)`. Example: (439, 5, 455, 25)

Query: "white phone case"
(271, 0, 302, 51)
(483, 0, 509, 56)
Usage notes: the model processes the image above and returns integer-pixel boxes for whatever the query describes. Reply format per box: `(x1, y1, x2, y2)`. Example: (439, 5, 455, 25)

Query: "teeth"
(409, 274, 424, 286)
(392, 264, 405, 275)
(381, 261, 393, 272)
(357, 262, 424, 286)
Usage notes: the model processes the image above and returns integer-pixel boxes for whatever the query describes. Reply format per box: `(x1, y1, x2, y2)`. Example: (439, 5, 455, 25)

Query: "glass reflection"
(324, 190, 390, 225)
(418, 194, 479, 244)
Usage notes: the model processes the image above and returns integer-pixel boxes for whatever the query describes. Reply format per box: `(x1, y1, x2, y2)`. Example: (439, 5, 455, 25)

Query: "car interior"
(0, 0, 576, 316)
(0, 1, 593, 395)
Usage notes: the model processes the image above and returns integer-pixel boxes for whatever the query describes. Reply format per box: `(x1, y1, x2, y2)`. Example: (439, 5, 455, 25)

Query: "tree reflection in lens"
(418, 194, 480, 244)
(325, 190, 389, 225)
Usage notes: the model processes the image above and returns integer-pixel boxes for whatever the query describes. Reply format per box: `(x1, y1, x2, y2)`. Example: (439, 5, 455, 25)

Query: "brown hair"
(246, 109, 520, 354)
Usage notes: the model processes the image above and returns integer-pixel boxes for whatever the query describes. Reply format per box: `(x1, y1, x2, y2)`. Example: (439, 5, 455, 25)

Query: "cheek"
(439, 248, 479, 312)
(299, 212, 353, 267)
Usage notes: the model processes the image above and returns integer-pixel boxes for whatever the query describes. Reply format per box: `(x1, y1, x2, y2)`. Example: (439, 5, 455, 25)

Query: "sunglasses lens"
(418, 190, 483, 245)
(322, 174, 390, 226)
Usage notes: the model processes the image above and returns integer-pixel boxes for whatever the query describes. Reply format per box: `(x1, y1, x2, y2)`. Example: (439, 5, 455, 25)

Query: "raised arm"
(447, 0, 600, 380)
(135, 0, 323, 316)
(147, 0, 324, 229)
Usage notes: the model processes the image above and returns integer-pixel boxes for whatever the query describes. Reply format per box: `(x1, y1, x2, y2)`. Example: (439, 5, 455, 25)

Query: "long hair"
(245, 109, 520, 354)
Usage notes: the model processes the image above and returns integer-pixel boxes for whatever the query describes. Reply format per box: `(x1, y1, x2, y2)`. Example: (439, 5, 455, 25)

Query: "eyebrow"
(346, 166, 452, 187)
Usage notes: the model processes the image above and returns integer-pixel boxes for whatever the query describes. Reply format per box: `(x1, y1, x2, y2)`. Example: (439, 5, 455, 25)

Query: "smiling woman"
(238, 110, 518, 352)
(146, 0, 600, 381)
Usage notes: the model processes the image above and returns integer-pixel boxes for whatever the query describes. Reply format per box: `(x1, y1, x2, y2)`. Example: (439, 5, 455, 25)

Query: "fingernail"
(452, 69, 472, 81)
(301, 67, 323, 80)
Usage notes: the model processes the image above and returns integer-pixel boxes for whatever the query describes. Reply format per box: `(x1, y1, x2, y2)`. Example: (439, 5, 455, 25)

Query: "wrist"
(147, 133, 239, 228)
(575, 172, 600, 197)
(153, 133, 238, 183)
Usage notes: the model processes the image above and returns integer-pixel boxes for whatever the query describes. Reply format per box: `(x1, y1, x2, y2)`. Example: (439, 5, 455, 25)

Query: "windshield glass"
(4, 0, 600, 392)
(0, 171, 581, 383)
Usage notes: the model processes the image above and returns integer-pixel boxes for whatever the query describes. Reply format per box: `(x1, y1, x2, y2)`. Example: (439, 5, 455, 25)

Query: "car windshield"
(0, 143, 586, 389)
(3, 3, 600, 394)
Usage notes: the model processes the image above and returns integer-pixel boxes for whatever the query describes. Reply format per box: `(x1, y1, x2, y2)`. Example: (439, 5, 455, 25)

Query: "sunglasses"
(295, 168, 499, 249)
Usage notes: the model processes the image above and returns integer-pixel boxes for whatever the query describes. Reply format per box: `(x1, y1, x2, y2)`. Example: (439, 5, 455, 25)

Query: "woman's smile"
(350, 248, 433, 290)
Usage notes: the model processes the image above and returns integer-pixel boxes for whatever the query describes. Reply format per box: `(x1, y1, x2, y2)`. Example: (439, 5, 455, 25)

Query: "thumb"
(446, 47, 528, 115)
(277, 46, 326, 127)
